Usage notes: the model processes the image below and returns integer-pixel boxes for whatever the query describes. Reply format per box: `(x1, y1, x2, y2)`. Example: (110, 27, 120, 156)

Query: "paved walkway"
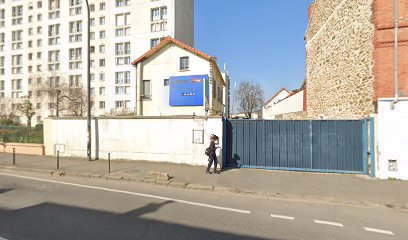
(0, 153, 407, 211)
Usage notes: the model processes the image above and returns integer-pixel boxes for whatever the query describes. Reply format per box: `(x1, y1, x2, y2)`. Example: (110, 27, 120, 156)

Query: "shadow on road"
(0, 201, 279, 240)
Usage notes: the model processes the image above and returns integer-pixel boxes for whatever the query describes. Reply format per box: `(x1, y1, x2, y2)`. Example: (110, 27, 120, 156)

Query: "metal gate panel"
(226, 119, 368, 174)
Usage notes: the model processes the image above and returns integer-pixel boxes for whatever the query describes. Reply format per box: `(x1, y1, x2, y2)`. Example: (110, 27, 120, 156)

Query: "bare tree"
(237, 80, 264, 119)
(30, 72, 92, 117)
(18, 97, 35, 129)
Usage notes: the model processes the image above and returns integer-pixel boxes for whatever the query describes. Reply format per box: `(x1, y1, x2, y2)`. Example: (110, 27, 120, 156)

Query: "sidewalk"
(0, 153, 407, 211)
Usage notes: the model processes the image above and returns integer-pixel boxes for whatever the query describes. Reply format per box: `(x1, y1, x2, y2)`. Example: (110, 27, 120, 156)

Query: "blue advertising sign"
(169, 75, 208, 106)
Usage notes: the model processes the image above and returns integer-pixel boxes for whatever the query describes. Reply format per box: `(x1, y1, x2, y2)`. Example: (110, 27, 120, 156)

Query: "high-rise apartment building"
(0, 0, 194, 124)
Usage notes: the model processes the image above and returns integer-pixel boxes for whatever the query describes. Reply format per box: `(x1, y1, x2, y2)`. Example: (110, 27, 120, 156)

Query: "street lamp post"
(85, 0, 91, 161)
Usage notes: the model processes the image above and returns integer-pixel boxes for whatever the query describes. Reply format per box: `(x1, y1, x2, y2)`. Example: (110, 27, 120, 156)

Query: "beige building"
(131, 36, 225, 117)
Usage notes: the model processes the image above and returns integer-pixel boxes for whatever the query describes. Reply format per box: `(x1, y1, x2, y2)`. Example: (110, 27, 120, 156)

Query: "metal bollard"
(108, 153, 111, 173)
(12, 148, 15, 165)
(57, 150, 60, 169)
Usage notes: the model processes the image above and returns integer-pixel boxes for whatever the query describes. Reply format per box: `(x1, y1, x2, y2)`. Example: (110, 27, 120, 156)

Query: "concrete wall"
(305, 0, 375, 119)
(43, 117, 224, 166)
(0, 143, 44, 155)
(377, 98, 408, 180)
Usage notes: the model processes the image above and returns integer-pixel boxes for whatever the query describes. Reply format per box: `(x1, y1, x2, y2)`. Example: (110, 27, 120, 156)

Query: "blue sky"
(195, 0, 313, 101)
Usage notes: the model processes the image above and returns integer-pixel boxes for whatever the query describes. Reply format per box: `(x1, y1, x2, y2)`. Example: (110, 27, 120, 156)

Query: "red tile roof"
(131, 36, 214, 66)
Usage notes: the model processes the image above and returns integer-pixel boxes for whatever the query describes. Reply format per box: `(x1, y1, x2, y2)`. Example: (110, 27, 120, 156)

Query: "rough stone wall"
(306, 0, 375, 119)
(275, 111, 307, 120)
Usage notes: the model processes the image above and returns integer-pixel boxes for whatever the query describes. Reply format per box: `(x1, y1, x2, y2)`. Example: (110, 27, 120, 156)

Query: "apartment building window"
(99, 101, 105, 109)
(29, 28, 34, 35)
(37, 1, 42, 8)
(99, 59, 105, 67)
(99, 31, 105, 39)
(48, 76, 60, 87)
(100, 2, 106, 10)
(69, 48, 82, 69)
(0, 80, 4, 91)
(115, 42, 130, 65)
(28, 53, 33, 60)
(48, 50, 60, 71)
(28, 40, 33, 48)
(0, 33, 3, 51)
(12, 30, 23, 50)
(11, 79, 22, 98)
(37, 39, 42, 47)
(37, 65, 42, 72)
(142, 80, 151, 99)
(99, 72, 105, 81)
(99, 87, 105, 95)
(0, 9, 5, 28)
(29, 3, 34, 10)
(48, 0, 60, 19)
(37, 14, 42, 21)
(0, 56, 4, 75)
(69, 20, 82, 42)
(90, 32, 95, 40)
(180, 57, 189, 71)
(37, 26, 42, 34)
(99, 16, 105, 25)
(90, 18, 95, 26)
(99, 45, 105, 53)
(115, 71, 130, 84)
(115, 101, 124, 108)
(90, 73, 95, 81)
(37, 52, 42, 59)
(151, 7, 167, 32)
(90, 88, 95, 95)
(29, 15, 33, 23)
(115, 13, 130, 36)
(69, 0, 82, 16)
(48, 24, 60, 45)
(12, 6, 23, 25)
(116, 0, 130, 7)
(150, 38, 160, 48)
(69, 75, 81, 87)
(28, 65, 33, 73)
(11, 55, 23, 74)
(89, 4, 95, 12)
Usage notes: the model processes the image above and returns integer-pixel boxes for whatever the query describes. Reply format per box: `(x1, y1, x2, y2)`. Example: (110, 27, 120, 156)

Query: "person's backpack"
(205, 147, 211, 156)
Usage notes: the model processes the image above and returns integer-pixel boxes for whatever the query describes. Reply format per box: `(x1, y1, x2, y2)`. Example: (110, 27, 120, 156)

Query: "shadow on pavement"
(0, 200, 278, 240)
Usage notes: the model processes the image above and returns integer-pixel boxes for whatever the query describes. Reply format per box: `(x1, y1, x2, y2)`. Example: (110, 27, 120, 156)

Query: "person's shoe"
(206, 170, 212, 174)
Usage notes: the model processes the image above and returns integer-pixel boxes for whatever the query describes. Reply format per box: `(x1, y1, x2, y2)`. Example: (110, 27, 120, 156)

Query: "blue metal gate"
(224, 119, 368, 174)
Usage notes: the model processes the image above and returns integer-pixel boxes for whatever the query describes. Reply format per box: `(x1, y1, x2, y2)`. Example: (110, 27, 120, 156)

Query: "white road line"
(0, 172, 251, 215)
(270, 214, 295, 220)
(314, 220, 344, 227)
(364, 227, 394, 236)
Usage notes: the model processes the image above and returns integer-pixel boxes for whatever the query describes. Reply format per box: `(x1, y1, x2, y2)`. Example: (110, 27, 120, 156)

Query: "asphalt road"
(0, 170, 406, 240)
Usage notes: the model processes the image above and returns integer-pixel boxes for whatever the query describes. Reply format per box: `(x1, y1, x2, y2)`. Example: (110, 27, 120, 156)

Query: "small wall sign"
(192, 130, 204, 144)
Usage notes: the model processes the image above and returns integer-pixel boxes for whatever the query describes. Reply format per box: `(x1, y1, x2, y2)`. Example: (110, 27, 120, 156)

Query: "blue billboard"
(169, 75, 209, 106)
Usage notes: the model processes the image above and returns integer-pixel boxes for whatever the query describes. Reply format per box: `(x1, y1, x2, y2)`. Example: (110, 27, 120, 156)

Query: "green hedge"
(0, 125, 43, 144)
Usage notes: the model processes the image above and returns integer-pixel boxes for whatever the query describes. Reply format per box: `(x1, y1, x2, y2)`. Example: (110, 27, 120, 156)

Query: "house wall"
(373, 0, 408, 102)
(43, 117, 224, 166)
(262, 90, 290, 120)
(273, 90, 304, 117)
(377, 98, 408, 180)
(305, 0, 375, 119)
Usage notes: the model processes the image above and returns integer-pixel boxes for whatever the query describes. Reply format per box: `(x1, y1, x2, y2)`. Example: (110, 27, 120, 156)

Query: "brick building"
(305, 0, 407, 119)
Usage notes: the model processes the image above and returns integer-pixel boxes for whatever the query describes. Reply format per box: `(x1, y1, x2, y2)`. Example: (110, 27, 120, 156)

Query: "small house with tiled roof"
(131, 36, 225, 117)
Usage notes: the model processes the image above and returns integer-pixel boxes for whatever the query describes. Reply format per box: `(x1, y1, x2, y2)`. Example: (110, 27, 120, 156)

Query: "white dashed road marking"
(314, 220, 344, 227)
(270, 214, 295, 220)
(0, 172, 251, 215)
(364, 227, 394, 236)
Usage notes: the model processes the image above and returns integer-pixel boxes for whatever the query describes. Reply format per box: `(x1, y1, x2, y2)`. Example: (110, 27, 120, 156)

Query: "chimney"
(308, 2, 315, 22)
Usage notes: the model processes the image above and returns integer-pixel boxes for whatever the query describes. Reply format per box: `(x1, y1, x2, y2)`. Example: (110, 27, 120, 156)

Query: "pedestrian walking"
(206, 134, 220, 174)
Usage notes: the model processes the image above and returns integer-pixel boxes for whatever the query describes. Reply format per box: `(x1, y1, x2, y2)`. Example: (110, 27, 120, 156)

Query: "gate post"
(370, 117, 376, 177)
(222, 118, 227, 170)
(362, 119, 368, 175)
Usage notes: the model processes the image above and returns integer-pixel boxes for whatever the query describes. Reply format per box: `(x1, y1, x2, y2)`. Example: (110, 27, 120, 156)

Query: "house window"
(99, 101, 105, 109)
(142, 80, 151, 99)
(164, 79, 169, 86)
(180, 57, 189, 71)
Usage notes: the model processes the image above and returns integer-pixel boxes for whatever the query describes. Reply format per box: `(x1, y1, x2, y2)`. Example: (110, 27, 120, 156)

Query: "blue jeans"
(207, 154, 218, 172)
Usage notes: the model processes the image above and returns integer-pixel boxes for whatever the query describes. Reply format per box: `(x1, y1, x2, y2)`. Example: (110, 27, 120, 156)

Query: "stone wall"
(275, 111, 307, 120)
(306, 0, 375, 119)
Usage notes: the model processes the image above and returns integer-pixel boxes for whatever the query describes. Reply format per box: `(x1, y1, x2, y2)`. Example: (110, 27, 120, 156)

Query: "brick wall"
(373, 0, 408, 103)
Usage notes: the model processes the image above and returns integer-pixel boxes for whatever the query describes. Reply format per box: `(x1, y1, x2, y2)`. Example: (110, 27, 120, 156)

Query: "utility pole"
(85, 0, 92, 161)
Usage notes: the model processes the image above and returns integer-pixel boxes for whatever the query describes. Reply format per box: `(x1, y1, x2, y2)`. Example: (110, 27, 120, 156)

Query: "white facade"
(376, 98, 408, 180)
(262, 89, 290, 119)
(133, 39, 225, 117)
(0, 0, 194, 125)
(44, 117, 224, 166)
(272, 90, 304, 117)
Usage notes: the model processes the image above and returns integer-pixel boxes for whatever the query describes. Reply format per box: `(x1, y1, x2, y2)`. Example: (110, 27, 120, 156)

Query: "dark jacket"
(209, 140, 217, 156)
